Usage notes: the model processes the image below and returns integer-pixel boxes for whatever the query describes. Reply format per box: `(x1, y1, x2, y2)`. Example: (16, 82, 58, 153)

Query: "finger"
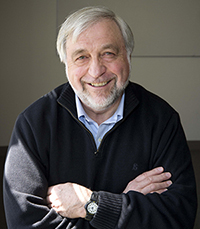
(47, 187, 53, 196)
(46, 188, 59, 205)
(151, 189, 168, 194)
(135, 167, 164, 182)
(136, 172, 171, 192)
(143, 180, 172, 195)
(148, 172, 172, 183)
(134, 171, 172, 195)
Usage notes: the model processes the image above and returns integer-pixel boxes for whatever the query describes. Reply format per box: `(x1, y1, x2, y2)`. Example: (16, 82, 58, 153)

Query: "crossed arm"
(46, 166, 172, 219)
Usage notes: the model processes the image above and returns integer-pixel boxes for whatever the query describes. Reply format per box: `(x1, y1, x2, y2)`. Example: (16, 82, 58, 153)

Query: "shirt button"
(98, 137, 102, 142)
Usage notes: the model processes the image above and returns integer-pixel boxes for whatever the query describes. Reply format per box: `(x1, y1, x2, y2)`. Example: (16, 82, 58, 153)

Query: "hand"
(46, 183, 92, 218)
(123, 167, 172, 195)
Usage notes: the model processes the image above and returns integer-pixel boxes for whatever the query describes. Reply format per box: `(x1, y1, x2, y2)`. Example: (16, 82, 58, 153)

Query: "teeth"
(90, 81, 109, 87)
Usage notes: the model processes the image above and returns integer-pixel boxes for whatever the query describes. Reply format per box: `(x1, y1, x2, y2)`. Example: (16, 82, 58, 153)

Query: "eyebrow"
(71, 44, 120, 59)
(72, 49, 87, 59)
(101, 44, 119, 54)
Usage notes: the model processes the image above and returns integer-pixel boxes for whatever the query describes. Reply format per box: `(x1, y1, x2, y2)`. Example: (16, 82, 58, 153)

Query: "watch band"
(84, 191, 99, 221)
(91, 191, 99, 202)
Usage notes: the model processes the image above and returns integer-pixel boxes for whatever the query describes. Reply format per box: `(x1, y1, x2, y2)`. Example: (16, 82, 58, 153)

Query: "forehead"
(67, 19, 125, 52)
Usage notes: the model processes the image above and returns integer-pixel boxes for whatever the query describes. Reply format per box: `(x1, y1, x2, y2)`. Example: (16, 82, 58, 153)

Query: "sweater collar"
(57, 81, 139, 119)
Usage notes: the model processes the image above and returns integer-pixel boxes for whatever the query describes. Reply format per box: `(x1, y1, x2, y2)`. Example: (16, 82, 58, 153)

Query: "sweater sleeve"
(90, 113, 197, 229)
(3, 113, 67, 228)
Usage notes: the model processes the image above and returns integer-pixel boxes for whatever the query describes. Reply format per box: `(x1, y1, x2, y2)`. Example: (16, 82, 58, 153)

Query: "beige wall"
(0, 0, 200, 146)
(0, 1, 65, 146)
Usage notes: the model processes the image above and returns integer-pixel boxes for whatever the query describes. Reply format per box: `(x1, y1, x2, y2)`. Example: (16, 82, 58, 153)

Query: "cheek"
(108, 61, 129, 81)
(68, 66, 85, 83)
(67, 66, 88, 91)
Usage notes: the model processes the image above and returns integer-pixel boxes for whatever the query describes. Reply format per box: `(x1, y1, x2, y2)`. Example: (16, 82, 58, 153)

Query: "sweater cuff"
(90, 191, 122, 229)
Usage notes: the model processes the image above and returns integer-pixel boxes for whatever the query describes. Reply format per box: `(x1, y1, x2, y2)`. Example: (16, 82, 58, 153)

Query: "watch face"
(87, 202, 98, 214)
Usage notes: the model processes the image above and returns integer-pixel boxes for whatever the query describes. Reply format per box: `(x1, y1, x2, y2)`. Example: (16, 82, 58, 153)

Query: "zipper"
(58, 101, 97, 150)
(97, 117, 126, 150)
(58, 101, 127, 155)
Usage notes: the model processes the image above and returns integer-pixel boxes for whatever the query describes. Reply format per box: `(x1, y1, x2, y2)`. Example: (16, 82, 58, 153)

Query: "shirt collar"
(75, 93, 125, 124)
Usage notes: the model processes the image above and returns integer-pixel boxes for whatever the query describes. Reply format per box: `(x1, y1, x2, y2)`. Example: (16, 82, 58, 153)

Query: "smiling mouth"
(89, 80, 112, 87)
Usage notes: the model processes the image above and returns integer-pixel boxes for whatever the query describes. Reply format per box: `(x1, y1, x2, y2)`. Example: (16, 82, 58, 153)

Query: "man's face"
(66, 19, 130, 112)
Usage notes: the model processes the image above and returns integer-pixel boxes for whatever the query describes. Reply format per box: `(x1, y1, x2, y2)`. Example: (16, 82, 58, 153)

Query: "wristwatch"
(84, 191, 99, 221)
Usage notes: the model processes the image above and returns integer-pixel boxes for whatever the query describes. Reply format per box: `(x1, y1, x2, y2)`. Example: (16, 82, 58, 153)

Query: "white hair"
(56, 6, 134, 64)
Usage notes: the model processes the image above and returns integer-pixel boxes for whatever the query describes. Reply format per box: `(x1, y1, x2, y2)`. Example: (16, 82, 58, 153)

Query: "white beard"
(74, 80, 129, 112)
(65, 65, 130, 112)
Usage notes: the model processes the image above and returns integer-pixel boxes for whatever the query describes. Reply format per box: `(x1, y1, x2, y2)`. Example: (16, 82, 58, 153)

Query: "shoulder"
(128, 82, 177, 113)
(16, 83, 69, 125)
(22, 83, 67, 114)
(125, 83, 183, 141)
(125, 82, 180, 129)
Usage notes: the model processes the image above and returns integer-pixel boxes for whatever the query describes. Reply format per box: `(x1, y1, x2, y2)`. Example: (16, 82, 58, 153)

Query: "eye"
(74, 55, 89, 65)
(104, 52, 115, 56)
(102, 51, 116, 61)
(77, 56, 87, 60)
(102, 51, 116, 59)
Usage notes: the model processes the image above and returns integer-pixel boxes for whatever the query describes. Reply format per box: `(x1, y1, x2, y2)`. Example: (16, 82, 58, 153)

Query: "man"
(3, 6, 197, 229)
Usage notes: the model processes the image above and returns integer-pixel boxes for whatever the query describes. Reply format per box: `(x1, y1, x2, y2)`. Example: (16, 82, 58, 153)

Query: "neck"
(82, 96, 122, 126)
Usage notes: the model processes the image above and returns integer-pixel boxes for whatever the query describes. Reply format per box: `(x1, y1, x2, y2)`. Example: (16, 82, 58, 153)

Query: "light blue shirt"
(76, 93, 125, 149)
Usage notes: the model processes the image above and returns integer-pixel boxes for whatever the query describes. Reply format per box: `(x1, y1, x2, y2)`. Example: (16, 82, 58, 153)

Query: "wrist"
(80, 189, 92, 218)
(84, 191, 99, 221)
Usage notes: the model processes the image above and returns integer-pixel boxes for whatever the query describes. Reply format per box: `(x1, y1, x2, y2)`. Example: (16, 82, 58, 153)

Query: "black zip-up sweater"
(3, 82, 197, 228)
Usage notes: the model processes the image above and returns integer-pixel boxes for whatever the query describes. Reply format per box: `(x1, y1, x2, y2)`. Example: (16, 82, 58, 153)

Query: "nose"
(88, 57, 106, 78)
